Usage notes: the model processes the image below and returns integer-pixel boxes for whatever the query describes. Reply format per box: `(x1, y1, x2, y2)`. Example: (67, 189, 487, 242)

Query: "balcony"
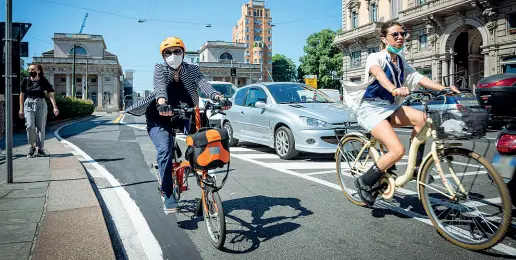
(32, 57, 120, 65)
(198, 62, 261, 69)
(334, 22, 382, 47)
(399, 0, 474, 24)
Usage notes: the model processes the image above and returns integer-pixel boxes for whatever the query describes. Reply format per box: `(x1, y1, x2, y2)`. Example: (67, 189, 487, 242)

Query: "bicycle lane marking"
(54, 116, 164, 260)
(120, 122, 516, 256)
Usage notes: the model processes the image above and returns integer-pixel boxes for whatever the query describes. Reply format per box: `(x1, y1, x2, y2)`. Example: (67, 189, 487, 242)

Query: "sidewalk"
(0, 124, 115, 259)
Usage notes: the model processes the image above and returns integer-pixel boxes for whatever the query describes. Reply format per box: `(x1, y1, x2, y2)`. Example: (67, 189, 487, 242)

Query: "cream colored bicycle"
(335, 89, 512, 250)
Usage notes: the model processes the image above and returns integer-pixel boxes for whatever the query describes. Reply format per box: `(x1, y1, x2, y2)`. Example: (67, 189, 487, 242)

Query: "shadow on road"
(176, 195, 314, 254)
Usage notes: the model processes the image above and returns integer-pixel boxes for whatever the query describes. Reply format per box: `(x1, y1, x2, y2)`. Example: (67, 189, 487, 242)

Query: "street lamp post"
(72, 44, 76, 98)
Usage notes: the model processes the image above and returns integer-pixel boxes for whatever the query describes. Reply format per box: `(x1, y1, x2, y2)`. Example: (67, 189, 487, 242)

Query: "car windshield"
(266, 84, 334, 104)
(198, 83, 236, 98)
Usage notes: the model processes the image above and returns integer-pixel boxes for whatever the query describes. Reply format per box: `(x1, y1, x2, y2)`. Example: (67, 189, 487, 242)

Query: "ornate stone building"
(32, 33, 123, 112)
(197, 41, 262, 87)
(334, 0, 516, 88)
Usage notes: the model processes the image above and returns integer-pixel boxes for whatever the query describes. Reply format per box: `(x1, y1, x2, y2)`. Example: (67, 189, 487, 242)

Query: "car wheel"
(223, 121, 239, 147)
(275, 126, 299, 160)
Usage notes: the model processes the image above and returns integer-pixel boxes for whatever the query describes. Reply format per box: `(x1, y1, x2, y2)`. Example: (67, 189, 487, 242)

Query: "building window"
(269, 51, 272, 56)
(509, 12, 516, 35)
(105, 77, 110, 82)
(60, 77, 66, 83)
(69, 46, 88, 55)
(268, 30, 272, 34)
(254, 58, 257, 63)
(370, 3, 377, 22)
(391, 0, 401, 19)
(417, 0, 426, 5)
(254, 9, 257, 16)
(351, 51, 361, 68)
(351, 11, 358, 29)
(246, 59, 250, 64)
(92, 78, 97, 83)
(254, 36, 262, 41)
(76, 78, 81, 82)
(246, 19, 249, 24)
(265, 12, 268, 17)
(246, 35, 250, 40)
(368, 47, 379, 54)
(246, 27, 249, 32)
(246, 50, 250, 55)
(268, 37, 271, 41)
(419, 35, 428, 50)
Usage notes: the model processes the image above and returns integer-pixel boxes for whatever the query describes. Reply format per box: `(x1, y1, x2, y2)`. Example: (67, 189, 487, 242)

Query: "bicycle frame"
(345, 99, 468, 201)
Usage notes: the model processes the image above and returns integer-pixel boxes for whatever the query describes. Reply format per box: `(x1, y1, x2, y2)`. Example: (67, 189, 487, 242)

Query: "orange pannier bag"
(185, 128, 230, 171)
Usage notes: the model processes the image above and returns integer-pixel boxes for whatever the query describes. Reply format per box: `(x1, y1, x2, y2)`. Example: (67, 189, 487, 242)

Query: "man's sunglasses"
(388, 31, 407, 38)
(163, 49, 183, 57)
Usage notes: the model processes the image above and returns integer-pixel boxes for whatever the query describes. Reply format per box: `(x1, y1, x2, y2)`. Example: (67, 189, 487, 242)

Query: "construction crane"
(79, 13, 88, 33)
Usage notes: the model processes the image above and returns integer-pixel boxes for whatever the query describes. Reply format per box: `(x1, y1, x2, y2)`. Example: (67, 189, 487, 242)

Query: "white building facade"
(334, 0, 516, 88)
(198, 41, 262, 87)
(32, 33, 123, 112)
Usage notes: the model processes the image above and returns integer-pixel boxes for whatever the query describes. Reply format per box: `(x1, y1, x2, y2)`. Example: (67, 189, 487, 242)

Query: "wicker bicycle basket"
(427, 106, 489, 140)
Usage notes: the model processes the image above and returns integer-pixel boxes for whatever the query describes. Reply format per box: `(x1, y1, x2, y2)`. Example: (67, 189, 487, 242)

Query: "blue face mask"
(387, 44, 403, 54)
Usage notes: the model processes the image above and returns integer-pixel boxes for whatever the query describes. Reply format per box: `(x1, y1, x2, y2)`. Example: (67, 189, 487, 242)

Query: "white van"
(198, 81, 238, 128)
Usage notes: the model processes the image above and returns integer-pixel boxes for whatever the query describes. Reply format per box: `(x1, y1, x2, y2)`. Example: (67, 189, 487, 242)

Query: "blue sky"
(1, 0, 341, 92)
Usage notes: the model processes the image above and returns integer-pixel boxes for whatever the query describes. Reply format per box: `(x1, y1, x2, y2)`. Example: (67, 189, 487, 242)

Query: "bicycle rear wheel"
(202, 188, 226, 249)
(335, 135, 374, 206)
(418, 147, 512, 250)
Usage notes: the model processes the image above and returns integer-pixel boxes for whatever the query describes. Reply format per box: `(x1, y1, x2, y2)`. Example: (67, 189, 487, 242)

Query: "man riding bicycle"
(125, 37, 230, 213)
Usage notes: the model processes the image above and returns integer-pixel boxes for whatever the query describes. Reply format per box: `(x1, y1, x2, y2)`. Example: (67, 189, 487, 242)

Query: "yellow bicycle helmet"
(160, 37, 186, 55)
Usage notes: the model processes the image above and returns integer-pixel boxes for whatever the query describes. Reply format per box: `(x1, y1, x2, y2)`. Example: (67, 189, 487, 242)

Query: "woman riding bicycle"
(125, 36, 230, 212)
(345, 21, 460, 206)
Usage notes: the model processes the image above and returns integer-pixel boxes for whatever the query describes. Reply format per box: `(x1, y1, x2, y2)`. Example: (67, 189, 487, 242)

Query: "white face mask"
(166, 54, 183, 69)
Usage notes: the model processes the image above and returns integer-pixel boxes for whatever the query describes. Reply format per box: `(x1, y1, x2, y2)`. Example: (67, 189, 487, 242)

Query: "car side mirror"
(255, 100, 267, 109)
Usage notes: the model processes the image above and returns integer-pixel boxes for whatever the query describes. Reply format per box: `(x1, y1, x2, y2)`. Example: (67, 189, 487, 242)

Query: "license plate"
(492, 154, 516, 181)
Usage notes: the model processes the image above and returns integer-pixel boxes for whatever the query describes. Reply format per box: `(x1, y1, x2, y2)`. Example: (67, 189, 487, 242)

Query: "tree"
(299, 29, 343, 89)
(296, 65, 305, 83)
(272, 54, 296, 82)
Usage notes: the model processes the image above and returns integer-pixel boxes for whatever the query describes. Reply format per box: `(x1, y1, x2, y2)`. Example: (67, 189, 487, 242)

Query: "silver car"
(222, 82, 358, 160)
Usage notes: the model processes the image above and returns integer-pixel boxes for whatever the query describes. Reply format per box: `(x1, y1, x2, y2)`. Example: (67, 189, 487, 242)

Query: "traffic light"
(230, 67, 236, 76)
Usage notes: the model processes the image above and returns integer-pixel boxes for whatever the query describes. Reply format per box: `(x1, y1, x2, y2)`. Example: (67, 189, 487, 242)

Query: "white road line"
(238, 153, 279, 159)
(121, 118, 516, 255)
(305, 170, 336, 175)
(54, 117, 163, 260)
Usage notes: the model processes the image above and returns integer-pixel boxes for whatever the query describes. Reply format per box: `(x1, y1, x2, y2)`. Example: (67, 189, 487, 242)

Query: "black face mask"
(29, 71, 37, 77)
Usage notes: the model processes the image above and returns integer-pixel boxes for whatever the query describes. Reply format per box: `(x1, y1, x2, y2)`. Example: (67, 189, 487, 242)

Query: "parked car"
(475, 73, 516, 128)
(492, 120, 516, 207)
(406, 90, 480, 117)
(198, 81, 238, 128)
(319, 89, 343, 103)
(222, 82, 358, 160)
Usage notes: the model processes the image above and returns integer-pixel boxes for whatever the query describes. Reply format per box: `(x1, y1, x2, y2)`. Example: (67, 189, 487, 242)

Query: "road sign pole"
(5, 0, 13, 183)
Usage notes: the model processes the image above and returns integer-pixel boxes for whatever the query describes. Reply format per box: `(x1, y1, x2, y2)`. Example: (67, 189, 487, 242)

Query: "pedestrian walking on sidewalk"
(19, 64, 59, 157)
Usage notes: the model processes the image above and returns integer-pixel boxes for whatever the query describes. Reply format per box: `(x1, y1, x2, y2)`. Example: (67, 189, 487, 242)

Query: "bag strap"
(202, 161, 230, 192)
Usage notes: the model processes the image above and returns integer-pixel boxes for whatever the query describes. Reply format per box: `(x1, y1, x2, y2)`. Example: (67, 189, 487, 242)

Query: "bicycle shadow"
(176, 195, 314, 254)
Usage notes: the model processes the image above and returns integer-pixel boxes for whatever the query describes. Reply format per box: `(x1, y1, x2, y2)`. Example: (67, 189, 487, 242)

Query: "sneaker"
(37, 148, 48, 157)
(162, 193, 178, 214)
(27, 147, 36, 158)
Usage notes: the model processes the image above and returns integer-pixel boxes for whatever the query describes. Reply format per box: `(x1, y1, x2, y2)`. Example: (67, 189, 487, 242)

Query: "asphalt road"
(57, 113, 516, 260)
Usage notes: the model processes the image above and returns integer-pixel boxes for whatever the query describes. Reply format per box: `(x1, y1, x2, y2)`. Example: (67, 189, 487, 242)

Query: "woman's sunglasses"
(163, 49, 183, 57)
(388, 31, 407, 39)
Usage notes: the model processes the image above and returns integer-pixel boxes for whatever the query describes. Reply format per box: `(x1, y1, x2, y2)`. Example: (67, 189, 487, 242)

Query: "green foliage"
(272, 54, 296, 82)
(46, 96, 95, 122)
(20, 69, 29, 78)
(299, 29, 343, 89)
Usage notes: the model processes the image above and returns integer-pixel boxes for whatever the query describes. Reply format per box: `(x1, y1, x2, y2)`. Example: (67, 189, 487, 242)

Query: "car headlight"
(299, 116, 332, 128)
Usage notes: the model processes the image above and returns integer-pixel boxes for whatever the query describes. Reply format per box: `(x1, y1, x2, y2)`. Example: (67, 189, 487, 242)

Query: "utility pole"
(72, 44, 76, 98)
(5, 0, 13, 183)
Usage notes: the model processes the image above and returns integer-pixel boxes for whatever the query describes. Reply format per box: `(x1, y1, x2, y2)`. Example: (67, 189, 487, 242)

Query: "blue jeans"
(147, 120, 191, 196)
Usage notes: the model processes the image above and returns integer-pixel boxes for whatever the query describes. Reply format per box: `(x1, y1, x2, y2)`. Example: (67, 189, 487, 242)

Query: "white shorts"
(356, 98, 402, 132)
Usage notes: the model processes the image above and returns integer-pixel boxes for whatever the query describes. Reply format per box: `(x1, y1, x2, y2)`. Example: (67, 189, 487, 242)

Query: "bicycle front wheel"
(418, 147, 512, 250)
(335, 135, 374, 206)
(202, 189, 226, 249)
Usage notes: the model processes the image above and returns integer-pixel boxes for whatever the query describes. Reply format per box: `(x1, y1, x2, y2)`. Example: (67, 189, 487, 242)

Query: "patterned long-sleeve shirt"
(125, 62, 220, 116)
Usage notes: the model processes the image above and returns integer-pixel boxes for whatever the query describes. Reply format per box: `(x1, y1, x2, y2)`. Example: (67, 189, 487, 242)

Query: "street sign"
(304, 75, 317, 88)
